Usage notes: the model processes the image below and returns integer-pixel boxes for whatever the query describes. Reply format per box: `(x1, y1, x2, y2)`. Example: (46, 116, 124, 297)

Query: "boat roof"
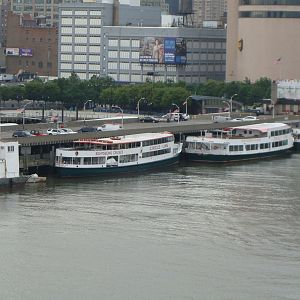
(230, 122, 290, 133)
(74, 132, 173, 145)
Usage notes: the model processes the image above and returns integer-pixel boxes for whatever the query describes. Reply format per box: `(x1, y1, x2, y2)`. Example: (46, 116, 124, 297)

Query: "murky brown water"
(1, 154, 300, 299)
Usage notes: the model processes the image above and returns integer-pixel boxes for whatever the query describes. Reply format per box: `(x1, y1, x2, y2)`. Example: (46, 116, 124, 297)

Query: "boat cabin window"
(73, 157, 81, 165)
(142, 137, 173, 147)
(142, 148, 171, 158)
(229, 145, 243, 152)
(119, 154, 138, 163)
(8, 146, 15, 152)
(260, 143, 270, 149)
(272, 140, 288, 148)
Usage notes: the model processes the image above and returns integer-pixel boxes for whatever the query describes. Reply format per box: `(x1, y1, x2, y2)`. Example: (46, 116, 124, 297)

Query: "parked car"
(242, 116, 257, 121)
(61, 128, 77, 134)
(230, 118, 244, 122)
(162, 113, 190, 122)
(30, 130, 47, 136)
(139, 116, 160, 123)
(97, 123, 122, 131)
(212, 115, 232, 123)
(12, 130, 33, 138)
(47, 128, 65, 135)
(77, 127, 97, 133)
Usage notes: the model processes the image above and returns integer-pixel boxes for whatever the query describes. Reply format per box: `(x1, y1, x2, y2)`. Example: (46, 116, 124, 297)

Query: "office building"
(58, 1, 226, 83)
(10, 0, 82, 27)
(226, 0, 300, 82)
(193, 0, 227, 27)
(5, 11, 57, 77)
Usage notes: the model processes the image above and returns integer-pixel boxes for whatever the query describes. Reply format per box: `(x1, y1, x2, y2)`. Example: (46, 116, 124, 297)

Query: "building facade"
(226, 0, 300, 82)
(5, 11, 58, 77)
(58, 2, 226, 83)
(193, 0, 227, 27)
(10, 0, 82, 27)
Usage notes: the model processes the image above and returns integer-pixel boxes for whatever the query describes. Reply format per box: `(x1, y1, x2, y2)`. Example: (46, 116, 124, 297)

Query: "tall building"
(58, 1, 226, 83)
(193, 0, 227, 27)
(140, 0, 169, 13)
(226, 0, 300, 82)
(10, 0, 82, 27)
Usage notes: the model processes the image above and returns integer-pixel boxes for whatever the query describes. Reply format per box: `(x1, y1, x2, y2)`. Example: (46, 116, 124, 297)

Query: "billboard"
(20, 48, 33, 57)
(5, 48, 19, 56)
(139, 37, 187, 65)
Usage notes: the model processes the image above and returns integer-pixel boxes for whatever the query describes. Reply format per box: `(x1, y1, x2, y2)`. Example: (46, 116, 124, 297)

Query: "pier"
(1, 114, 299, 173)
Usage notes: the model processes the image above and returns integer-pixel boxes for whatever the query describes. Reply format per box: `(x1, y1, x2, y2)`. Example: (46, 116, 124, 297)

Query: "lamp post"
(22, 102, 31, 129)
(183, 96, 191, 115)
(112, 105, 123, 128)
(172, 103, 180, 123)
(222, 100, 231, 117)
(270, 99, 275, 118)
(83, 99, 92, 125)
(137, 97, 146, 118)
(230, 94, 238, 116)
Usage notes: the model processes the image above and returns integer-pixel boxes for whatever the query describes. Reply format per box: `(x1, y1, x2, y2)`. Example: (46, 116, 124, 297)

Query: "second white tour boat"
(55, 132, 182, 177)
(184, 123, 294, 162)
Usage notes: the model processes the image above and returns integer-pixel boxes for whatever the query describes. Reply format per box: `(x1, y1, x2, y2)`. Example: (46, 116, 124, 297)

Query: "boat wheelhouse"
(55, 132, 182, 177)
(184, 123, 294, 163)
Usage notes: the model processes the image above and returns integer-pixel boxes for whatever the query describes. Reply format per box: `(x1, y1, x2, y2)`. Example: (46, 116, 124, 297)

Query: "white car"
(97, 123, 122, 131)
(47, 128, 65, 135)
(61, 128, 77, 134)
(230, 118, 243, 122)
(242, 116, 257, 121)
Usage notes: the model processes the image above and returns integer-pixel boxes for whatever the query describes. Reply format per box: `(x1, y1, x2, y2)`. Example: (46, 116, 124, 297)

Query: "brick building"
(5, 11, 58, 77)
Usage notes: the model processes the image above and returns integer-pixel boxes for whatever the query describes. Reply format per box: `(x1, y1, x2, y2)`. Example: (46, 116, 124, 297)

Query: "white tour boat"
(184, 123, 294, 162)
(55, 132, 182, 177)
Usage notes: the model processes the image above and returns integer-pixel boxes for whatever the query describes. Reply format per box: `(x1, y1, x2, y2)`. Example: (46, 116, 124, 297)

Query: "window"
(8, 146, 14, 152)
(38, 61, 43, 68)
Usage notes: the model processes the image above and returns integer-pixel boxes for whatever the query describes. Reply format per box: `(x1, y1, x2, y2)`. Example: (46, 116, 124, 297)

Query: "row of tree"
(0, 73, 272, 111)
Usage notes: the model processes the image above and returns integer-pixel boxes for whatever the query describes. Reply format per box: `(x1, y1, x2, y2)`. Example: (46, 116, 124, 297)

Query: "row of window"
(228, 140, 288, 151)
(142, 148, 171, 158)
(270, 128, 292, 136)
(142, 137, 174, 147)
(240, 11, 300, 18)
(60, 157, 105, 165)
(240, 0, 300, 5)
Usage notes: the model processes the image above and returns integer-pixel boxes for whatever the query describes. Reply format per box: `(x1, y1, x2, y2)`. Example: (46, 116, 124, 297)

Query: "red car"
(30, 130, 47, 136)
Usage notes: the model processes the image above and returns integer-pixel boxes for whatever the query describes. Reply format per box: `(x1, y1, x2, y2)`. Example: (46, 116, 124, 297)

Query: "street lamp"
(22, 102, 32, 129)
(230, 94, 238, 116)
(222, 100, 231, 117)
(270, 99, 275, 118)
(172, 103, 180, 123)
(112, 105, 124, 128)
(83, 99, 92, 125)
(137, 97, 146, 118)
(183, 96, 191, 115)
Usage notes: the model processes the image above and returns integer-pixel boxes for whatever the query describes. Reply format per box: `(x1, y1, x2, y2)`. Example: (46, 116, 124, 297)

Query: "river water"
(1, 154, 300, 300)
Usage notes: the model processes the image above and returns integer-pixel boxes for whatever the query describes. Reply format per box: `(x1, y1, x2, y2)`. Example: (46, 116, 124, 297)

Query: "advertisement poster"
(139, 37, 187, 65)
(139, 37, 164, 64)
(20, 48, 33, 57)
(5, 48, 19, 56)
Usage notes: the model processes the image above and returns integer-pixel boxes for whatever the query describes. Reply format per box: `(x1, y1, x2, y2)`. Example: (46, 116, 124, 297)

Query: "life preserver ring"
(213, 146, 218, 150)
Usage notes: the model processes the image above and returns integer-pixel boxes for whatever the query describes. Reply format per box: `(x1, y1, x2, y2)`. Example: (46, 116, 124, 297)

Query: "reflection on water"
(0, 154, 300, 300)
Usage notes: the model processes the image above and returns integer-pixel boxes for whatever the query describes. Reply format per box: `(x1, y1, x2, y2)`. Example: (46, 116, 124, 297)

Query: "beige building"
(193, 0, 227, 27)
(226, 0, 300, 82)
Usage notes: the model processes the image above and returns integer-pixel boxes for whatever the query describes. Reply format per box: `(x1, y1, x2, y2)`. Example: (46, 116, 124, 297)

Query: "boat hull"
(294, 141, 300, 150)
(184, 148, 292, 163)
(55, 155, 179, 177)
